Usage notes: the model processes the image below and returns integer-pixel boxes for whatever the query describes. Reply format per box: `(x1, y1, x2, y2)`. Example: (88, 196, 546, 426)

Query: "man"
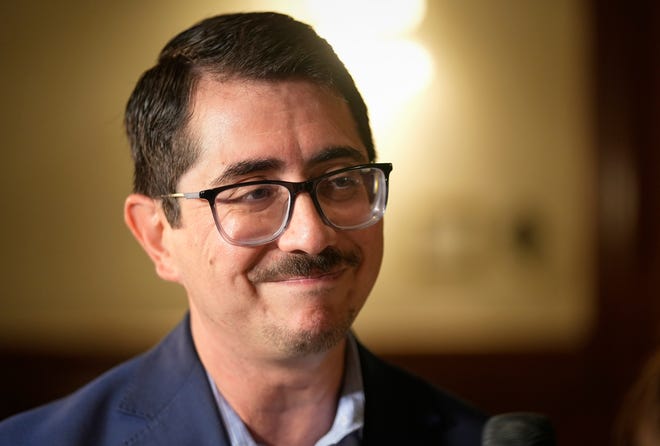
(0, 12, 486, 445)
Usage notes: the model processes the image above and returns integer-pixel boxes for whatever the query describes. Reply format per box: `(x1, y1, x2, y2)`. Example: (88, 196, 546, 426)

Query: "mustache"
(248, 247, 361, 283)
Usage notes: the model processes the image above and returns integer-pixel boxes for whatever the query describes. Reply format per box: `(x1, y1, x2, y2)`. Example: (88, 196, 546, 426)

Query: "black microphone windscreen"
(482, 412, 556, 446)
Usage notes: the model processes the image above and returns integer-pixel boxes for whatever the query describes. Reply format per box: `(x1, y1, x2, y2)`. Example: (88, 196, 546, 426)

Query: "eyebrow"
(211, 145, 367, 186)
(309, 146, 367, 165)
(211, 158, 283, 186)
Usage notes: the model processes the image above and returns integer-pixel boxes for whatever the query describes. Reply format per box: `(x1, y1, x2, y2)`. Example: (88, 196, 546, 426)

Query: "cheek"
(196, 235, 268, 291)
(355, 223, 384, 281)
(175, 238, 265, 311)
(169, 220, 228, 284)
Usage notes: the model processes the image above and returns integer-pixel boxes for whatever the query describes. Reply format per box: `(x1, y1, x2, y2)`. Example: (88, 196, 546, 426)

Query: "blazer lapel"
(117, 315, 230, 446)
(358, 341, 450, 445)
(358, 341, 485, 445)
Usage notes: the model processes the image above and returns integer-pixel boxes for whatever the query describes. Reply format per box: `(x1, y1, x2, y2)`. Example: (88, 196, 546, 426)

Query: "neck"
(191, 314, 348, 446)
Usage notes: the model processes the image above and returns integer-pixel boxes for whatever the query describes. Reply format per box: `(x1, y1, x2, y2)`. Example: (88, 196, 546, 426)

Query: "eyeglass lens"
(212, 166, 388, 246)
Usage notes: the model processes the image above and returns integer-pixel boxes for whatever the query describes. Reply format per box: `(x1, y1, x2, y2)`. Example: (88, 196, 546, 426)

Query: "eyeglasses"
(163, 163, 393, 246)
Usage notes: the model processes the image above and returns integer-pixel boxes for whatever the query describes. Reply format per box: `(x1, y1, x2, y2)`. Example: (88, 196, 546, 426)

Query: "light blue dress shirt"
(207, 335, 365, 446)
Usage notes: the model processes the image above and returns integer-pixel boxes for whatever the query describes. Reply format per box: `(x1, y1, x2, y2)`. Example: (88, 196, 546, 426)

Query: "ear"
(124, 194, 180, 282)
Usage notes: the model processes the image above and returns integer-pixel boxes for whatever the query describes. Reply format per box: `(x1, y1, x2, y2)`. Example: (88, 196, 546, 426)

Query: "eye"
(317, 172, 364, 202)
(328, 174, 361, 189)
(217, 184, 279, 205)
(241, 187, 273, 201)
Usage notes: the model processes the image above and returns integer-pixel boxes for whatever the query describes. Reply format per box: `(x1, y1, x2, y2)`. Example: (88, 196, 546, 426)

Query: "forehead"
(183, 76, 367, 184)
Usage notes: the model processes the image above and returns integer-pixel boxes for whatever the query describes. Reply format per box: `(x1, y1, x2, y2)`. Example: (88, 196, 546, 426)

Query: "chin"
(284, 331, 344, 356)
(265, 308, 357, 356)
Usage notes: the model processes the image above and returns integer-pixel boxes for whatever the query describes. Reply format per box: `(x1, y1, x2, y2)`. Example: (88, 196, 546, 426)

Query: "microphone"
(482, 412, 556, 446)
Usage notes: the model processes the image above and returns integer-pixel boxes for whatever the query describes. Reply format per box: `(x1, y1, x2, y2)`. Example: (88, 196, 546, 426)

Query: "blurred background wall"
(1, 1, 658, 444)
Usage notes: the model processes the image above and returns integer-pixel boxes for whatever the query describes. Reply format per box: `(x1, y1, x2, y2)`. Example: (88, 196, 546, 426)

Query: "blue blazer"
(0, 315, 486, 445)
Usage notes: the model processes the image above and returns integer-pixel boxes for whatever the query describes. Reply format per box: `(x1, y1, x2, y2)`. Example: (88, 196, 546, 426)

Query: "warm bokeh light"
(328, 38, 434, 135)
(305, 0, 434, 135)
(307, 0, 427, 36)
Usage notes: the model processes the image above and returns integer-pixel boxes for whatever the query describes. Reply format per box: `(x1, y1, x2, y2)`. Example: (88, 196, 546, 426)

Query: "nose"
(276, 193, 337, 255)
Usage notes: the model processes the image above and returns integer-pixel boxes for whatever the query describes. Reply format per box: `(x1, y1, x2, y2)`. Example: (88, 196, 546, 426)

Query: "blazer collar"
(357, 341, 454, 445)
(117, 314, 230, 446)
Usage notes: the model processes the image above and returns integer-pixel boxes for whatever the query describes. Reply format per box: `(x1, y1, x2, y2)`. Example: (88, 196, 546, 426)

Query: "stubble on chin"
(261, 307, 357, 357)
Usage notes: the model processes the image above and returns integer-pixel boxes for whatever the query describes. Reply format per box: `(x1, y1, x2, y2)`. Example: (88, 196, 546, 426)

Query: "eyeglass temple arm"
(160, 192, 201, 199)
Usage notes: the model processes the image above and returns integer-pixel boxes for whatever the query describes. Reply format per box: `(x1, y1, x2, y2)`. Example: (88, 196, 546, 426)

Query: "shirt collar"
(206, 334, 365, 446)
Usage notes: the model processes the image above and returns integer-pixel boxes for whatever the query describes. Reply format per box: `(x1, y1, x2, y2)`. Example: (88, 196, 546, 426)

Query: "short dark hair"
(125, 12, 374, 226)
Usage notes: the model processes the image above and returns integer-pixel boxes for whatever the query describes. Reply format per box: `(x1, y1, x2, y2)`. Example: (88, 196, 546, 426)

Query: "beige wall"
(0, 0, 594, 354)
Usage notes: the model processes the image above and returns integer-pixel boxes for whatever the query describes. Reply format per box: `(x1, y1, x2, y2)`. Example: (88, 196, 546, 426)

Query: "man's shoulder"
(357, 342, 487, 445)
(0, 353, 146, 446)
(0, 315, 208, 446)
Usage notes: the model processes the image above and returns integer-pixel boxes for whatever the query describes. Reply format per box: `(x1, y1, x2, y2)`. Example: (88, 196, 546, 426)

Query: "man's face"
(165, 77, 383, 359)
